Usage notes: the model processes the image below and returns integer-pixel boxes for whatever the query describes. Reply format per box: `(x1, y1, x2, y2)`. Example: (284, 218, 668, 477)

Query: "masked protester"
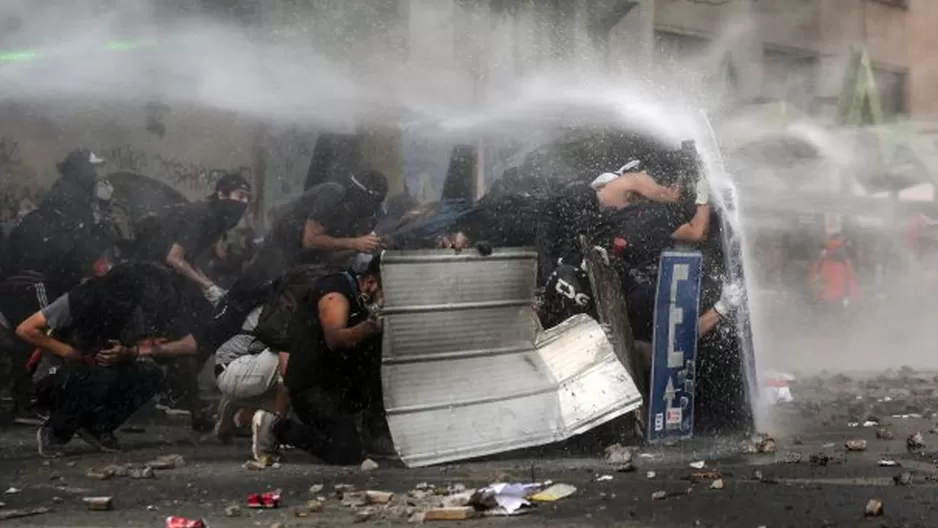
(15, 263, 198, 456)
(209, 169, 390, 403)
(0, 149, 112, 424)
(250, 255, 386, 465)
(129, 172, 252, 430)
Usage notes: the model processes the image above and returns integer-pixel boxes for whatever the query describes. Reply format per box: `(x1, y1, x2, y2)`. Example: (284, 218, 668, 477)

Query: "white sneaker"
(251, 410, 279, 463)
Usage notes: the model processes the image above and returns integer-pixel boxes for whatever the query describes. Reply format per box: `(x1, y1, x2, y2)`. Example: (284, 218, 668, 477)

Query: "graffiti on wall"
(104, 144, 252, 195)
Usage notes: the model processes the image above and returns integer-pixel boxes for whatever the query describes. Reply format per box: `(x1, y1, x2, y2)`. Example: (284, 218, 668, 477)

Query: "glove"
(713, 282, 744, 318)
(203, 284, 227, 305)
(695, 176, 710, 206)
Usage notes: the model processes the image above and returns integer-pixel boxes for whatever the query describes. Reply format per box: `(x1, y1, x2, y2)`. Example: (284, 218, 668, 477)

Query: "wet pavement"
(2, 370, 938, 527)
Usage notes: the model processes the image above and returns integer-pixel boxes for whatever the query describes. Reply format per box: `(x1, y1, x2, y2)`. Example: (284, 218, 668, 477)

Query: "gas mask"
(95, 178, 114, 202)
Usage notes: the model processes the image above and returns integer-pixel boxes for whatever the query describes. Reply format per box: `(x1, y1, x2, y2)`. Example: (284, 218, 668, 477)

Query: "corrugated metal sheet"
(380, 248, 643, 468)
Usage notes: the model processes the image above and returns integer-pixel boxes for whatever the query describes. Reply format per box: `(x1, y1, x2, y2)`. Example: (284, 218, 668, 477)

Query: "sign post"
(647, 250, 703, 443)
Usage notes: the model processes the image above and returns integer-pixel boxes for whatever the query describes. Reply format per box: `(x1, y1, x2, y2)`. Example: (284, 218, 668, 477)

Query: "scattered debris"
(309, 484, 324, 495)
(876, 428, 894, 440)
(864, 498, 884, 518)
(353, 507, 377, 523)
(810, 453, 832, 467)
(360, 458, 379, 472)
(270, 523, 285, 528)
(130, 467, 155, 479)
(690, 471, 722, 481)
(247, 491, 281, 509)
(845, 439, 867, 452)
(52, 496, 63, 503)
(147, 455, 185, 470)
(424, 507, 479, 521)
(651, 490, 667, 501)
(342, 491, 368, 508)
(166, 516, 207, 528)
(780, 452, 802, 464)
(646, 471, 657, 479)
(907, 432, 926, 451)
(224, 505, 242, 517)
(862, 420, 878, 428)
(365, 491, 394, 505)
(3, 488, 21, 495)
(878, 459, 901, 467)
(595, 475, 614, 482)
(147, 505, 158, 511)
(757, 437, 777, 454)
(893, 472, 913, 486)
(335, 484, 356, 497)
(529, 484, 576, 502)
(792, 436, 803, 445)
(470, 482, 539, 515)
(0, 507, 50, 521)
(689, 461, 706, 469)
(752, 470, 764, 481)
(709, 479, 725, 490)
(306, 499, 324, 513)
(86, 468, 114, 480)
(604, 443, 635, 472)
(83, 496, 113, 511)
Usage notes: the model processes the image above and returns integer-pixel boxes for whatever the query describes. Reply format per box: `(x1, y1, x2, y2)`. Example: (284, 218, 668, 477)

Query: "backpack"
(253, 265, 357, 353)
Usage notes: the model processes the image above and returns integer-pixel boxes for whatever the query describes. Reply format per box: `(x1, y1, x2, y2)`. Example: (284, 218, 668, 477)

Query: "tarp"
(380, 247, 643, 467)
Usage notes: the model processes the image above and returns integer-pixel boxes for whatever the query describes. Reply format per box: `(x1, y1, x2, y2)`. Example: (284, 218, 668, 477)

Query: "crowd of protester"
(0, 142, 745, 464)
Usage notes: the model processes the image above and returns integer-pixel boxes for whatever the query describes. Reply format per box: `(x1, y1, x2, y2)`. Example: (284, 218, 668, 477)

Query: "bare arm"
(139, 334, 197, 359)
(673, 204, 711, 243)
(303, 220, 355, 251)
(166, 243, 213, 289)
(697, 308, 721, 338)
(319, 292, 380, 351)
(16, 312, 84, 363)
(630, 173, 681, 204)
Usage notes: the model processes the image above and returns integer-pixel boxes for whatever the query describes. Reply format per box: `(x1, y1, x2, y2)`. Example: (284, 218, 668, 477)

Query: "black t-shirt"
(283, 272, 368, 394)
(134, 201, 228, 264)
(41, 265, 191, 354)
(254, 183, 367, 277)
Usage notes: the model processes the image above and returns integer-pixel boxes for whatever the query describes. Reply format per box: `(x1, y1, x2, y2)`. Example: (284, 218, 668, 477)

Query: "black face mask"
(214, 199, 248, 229)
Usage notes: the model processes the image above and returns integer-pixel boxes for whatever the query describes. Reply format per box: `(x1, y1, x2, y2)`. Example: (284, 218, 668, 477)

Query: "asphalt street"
(2, 370, 938, 528)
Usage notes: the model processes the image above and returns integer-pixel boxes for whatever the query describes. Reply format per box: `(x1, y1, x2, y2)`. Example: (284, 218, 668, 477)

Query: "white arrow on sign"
(663, 376, 676, 405)
(667, 264, 690, 368)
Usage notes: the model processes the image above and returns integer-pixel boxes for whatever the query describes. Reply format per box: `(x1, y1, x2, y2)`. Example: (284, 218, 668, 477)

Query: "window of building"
(762, 47, 818, 111)
(871, 66, 908, 118)
(653, 30, 709, 64)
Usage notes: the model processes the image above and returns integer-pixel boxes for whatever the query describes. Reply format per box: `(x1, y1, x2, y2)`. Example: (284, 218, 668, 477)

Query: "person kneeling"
(256, 257, 385, 465)
(16, 263, 197, 457)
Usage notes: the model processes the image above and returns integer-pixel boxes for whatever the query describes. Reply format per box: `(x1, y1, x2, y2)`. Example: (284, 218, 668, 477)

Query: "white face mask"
(96, 179, 114, 201)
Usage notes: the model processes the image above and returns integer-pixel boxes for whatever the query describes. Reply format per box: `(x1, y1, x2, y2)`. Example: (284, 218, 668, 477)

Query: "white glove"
(714, 282, 744, 317)
(695, 176, 710, 206)
(203, 284, 227, 305)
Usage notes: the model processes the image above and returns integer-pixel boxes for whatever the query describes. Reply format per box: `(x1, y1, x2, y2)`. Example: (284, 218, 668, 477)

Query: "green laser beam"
(0, 35, 205, 64)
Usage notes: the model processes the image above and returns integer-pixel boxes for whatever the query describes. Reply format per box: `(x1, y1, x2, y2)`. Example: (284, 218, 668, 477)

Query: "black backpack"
(253, 266, 357, 353)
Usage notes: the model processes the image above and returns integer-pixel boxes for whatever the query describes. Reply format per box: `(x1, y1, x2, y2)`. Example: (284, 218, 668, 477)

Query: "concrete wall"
(0, 103, 255, 222)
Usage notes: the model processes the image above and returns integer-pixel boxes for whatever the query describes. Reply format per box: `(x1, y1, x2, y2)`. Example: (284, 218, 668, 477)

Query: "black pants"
(275, 337, 386, 465)
(275, 386, 365, 465)
(35, 361, 163, 442)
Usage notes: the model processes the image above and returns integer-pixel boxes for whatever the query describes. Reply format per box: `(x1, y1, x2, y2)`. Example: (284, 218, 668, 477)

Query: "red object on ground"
(247, 491, 281, 509)
(165, 516, 206, 528)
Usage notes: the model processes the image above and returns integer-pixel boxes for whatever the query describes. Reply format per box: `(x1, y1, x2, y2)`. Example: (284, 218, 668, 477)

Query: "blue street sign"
(647, 250, 703, 443)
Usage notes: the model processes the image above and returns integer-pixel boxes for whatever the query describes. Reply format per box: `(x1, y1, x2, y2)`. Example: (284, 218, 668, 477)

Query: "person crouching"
(16, 262, 198, 457)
